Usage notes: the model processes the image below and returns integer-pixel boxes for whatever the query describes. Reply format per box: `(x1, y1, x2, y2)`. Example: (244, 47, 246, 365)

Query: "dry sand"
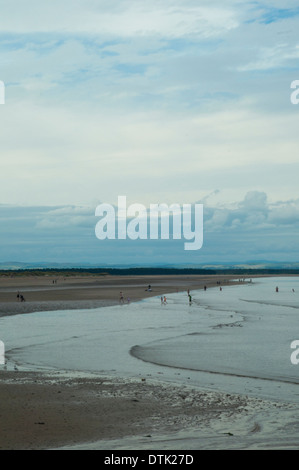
(0, 273, 297, 450)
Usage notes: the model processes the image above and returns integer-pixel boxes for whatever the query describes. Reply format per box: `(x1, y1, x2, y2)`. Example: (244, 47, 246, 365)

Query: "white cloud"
(0, 1, 239, 38)
(239, 191, 268, 212)
(0, 96, 298, 208)
(238, 43, 299, 71)
(0, 0, 298, 240)
(205, 192, 299, 232)
(268, 199, 299, 225)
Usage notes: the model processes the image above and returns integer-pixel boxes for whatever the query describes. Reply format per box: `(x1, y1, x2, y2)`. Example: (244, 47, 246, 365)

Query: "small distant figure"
(164, 296, 167, 304)
(187, 289, 190, 295)
(161, 296, 164, 305)
(127, 297, 131, 304)
(188, 294, 192, 305)
(119, 291, 124, 304)
(204, 285, 207, 291)
(292, 289, 295, 293)
(17, 292, 25, 302)
(146, 284, 152, 292)
(276, 286, 279, 293)
(220, 287, 222, 292)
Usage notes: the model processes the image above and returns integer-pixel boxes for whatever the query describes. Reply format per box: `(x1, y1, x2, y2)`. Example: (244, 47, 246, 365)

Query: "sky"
(0, 0, 299, 266)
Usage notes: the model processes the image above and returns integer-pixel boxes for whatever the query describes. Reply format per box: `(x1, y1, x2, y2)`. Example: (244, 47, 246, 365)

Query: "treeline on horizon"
(1, 267, 299, 276)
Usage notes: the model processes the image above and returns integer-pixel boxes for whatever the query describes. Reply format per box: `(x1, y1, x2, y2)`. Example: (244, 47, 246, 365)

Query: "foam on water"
(0, 276, 299, 402)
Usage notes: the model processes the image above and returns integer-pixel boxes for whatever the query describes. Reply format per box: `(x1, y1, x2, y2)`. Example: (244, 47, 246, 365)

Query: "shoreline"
(0, 370, 298, 450)
(1, 274, 298, 450)
(0, 273, 253, 317)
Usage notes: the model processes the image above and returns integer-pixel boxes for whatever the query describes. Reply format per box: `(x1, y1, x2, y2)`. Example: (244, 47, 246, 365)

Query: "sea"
(0, 276, 299, 404)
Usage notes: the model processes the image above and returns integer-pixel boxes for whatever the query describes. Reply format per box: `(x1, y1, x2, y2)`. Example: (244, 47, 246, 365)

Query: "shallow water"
(132, 277, 299, 383)
(1, 277, 299, 403)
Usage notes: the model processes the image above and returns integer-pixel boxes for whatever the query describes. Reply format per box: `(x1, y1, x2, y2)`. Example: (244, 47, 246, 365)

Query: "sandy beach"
(0, 273, 298, 450)
(0, 272, 242, 450)
(0, 370, 298, 451)
(0, 272, 244, 316)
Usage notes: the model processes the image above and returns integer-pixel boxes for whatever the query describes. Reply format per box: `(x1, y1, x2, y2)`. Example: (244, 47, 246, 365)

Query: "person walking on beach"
(188, 294, 192, 305)
(119, 291, 124, 304)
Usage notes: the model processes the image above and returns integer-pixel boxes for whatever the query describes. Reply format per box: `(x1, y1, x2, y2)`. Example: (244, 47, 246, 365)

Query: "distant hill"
(0, 261, 299, 276)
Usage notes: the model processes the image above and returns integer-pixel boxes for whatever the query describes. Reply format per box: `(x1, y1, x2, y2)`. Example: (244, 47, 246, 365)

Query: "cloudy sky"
(0, 0, 299, 266)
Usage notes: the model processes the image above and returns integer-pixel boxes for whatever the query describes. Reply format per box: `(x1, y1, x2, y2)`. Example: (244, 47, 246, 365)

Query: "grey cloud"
(268, 199, 299, 225)
(0, 192, 298, 265)
(204, 192, 299, 232)
(35, 206, 95, 229)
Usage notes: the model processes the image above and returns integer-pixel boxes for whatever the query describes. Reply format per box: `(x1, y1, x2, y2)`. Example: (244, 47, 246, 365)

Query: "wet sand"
(1, 273, 297, 450)
(1, 370, 298, 450)
(0, 273, 245, 316)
